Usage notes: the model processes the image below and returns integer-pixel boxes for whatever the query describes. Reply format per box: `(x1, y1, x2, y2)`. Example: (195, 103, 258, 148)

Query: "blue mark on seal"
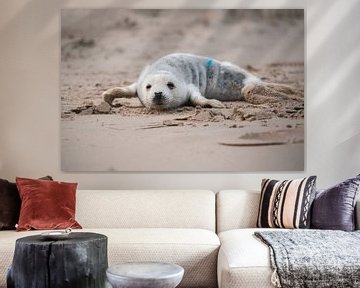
(206, 58, 213, 68)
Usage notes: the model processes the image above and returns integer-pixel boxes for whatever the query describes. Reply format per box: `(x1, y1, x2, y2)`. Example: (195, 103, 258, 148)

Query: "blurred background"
(61, 9, 304, 81)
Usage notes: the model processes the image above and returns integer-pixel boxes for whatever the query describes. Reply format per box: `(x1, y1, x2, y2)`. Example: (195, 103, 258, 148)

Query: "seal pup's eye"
(146, 84, 152, 90)
(167, 82, 175, 89)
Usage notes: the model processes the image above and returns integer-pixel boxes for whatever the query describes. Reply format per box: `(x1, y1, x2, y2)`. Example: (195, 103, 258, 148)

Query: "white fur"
(102, 53, 296, 110)
(137, 71, 188, 109)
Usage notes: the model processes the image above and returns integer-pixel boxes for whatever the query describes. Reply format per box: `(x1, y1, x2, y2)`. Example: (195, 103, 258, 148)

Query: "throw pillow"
(0, 179, 20, 230)
(0, 176, 53, 230)
(16, 177, 82, 231)
(257, 176, 317, 229)
(311, 174, 360, 231)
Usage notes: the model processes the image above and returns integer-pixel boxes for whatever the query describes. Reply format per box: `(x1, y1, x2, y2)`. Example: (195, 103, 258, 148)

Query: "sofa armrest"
(356, 201, 360, 230)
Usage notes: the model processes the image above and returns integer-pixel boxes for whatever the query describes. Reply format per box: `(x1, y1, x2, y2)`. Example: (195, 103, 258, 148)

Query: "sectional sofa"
(0, 189, 359, 288)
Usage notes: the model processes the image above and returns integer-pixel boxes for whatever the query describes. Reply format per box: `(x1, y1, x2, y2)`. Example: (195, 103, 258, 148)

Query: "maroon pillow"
(16, 177, 82, 231)
(0, 176, 53, 230)
(0, 179, 20, 230)
(311, 174, 360, 231)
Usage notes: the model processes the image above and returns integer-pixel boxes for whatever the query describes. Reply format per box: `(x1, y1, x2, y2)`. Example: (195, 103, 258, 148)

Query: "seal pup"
(102, 53, 299, 110)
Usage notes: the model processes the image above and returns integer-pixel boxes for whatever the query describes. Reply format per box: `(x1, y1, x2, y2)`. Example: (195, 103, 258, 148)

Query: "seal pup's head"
(137, 71, 187, 110)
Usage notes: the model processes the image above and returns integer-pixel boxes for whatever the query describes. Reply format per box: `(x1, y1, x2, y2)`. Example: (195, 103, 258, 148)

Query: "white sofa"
(0, 190, 219, 288)
(216, 190, 273, 288)
(1, 189, 359, 288)
(216, 190, 360, 288)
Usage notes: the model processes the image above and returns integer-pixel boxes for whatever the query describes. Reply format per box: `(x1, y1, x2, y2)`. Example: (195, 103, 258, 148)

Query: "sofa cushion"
(76, 190, 216, 231)
(216, 190, 260, 233)
(257, 176, 317, 229)
(311, 174, 360, 231)
(16, 177, 82, 231)
(218, 228, 279, 288)
(0, 228, 220, 288)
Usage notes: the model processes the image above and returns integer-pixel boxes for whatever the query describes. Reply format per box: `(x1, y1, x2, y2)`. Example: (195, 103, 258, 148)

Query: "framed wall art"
(61, 9, 304, 171)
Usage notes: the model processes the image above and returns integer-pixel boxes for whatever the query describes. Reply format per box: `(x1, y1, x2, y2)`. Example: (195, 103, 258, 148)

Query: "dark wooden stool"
(7, 232, 108, 288)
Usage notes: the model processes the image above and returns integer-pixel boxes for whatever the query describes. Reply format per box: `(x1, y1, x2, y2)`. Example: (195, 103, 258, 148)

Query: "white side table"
(106, 262, 184, 288)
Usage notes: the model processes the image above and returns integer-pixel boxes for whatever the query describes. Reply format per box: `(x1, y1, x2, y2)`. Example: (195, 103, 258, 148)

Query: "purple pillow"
(311, 174, 360, 231)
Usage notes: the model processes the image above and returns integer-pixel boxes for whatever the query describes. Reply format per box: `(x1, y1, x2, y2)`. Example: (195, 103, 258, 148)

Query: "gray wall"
(0, 0, 359, 190)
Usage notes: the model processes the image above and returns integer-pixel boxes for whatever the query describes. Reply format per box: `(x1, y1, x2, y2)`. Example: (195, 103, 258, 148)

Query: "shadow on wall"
(306, 0, 360, 152)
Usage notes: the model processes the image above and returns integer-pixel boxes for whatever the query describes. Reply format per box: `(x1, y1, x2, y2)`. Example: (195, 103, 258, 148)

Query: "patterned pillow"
(257, 176, 317, 229)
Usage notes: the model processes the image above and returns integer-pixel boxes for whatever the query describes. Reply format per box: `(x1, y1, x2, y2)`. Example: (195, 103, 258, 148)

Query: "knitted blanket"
(254, 230, 360, 288)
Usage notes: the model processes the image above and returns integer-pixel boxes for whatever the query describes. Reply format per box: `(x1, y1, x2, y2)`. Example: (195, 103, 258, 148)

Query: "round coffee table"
(106, 262, 184, 288)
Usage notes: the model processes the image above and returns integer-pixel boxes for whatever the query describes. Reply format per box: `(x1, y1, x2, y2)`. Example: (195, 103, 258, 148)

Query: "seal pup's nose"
(154, 91, 163, 98)
(153, 92, 163, 103)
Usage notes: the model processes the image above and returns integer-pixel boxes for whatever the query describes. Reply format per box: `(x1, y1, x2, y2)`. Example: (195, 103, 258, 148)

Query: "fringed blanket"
(254, 230, 360, 288)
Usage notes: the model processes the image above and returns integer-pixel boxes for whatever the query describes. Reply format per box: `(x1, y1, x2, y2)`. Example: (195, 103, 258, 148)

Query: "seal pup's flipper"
(265, 82, 296, 95)
(188, 85, 225, 108)
(242, 82, 302, 104)
(102, 83, 138, 106)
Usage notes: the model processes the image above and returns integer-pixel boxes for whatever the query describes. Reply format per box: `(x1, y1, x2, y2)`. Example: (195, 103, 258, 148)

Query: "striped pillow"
(257, 176, 317, 229)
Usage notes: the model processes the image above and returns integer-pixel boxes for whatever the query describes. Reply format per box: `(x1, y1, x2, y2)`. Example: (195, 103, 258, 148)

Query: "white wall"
(0, 0, 359, 190)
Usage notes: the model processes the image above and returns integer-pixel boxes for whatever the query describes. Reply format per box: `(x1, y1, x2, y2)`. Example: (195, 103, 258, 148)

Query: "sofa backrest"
(76, 190, 216, 231)
(216, 190, 260, 233)
(217, 190, 360, 232)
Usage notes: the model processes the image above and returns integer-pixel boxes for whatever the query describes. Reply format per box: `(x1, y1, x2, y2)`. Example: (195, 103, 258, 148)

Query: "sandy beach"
(61, 9, 304, 171)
